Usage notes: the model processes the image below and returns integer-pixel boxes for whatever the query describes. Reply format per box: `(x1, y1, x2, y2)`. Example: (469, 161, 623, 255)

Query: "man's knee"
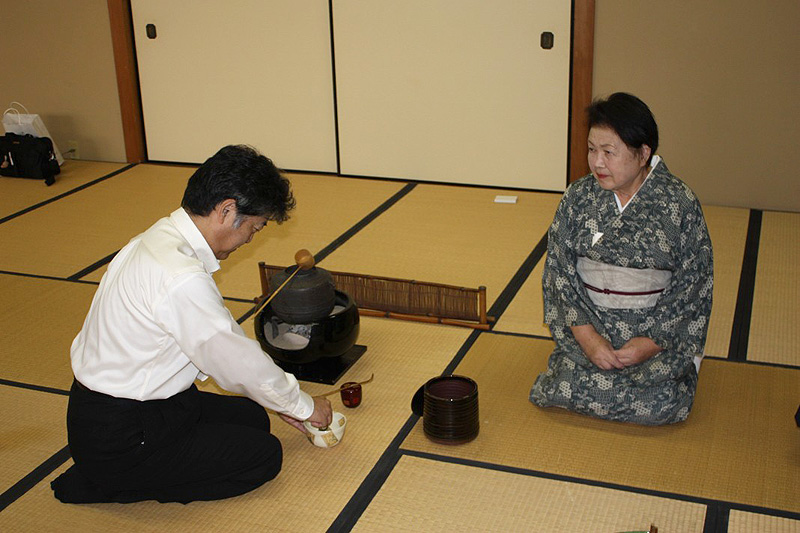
(248, 435, 283, 486)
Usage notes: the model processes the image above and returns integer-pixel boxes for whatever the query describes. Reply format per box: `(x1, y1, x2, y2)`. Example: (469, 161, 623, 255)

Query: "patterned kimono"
(530, 158, 713, 425)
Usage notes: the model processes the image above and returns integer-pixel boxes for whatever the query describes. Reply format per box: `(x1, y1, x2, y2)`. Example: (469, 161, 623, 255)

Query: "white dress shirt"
(71, 207, 314, 421)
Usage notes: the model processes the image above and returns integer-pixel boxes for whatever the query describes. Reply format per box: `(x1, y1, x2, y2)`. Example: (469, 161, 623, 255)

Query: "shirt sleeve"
(153, 271, 315, 420)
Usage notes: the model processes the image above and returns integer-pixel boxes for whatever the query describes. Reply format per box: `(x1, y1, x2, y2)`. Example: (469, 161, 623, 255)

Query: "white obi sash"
(576, 257, 672, 309)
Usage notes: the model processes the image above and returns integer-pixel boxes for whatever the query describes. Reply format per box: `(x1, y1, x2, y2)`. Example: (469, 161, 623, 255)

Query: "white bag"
(3, 102, 64, 165)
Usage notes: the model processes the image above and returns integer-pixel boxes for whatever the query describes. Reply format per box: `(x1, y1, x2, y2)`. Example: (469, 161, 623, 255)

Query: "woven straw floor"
(1, 161, 797, 532)
(493, 259, 549, 336)
(0, 386, 67, 495)
(318, 184, 562, 310)
(354, 455, 706, 532)
(0, 160, 125, 220)
(402, 333, 800, 513)
(728, 510, 800, 532)
(748, 211, 800, 365)
(699, 206, 750, 358)
(0, 164, 190, 278)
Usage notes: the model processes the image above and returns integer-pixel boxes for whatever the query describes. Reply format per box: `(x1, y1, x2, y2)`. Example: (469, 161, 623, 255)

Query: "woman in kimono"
(530, 93, 713, 425)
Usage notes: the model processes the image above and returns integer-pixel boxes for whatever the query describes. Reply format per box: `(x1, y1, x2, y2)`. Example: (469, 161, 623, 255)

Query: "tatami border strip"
(728, 209, 762, 361)
(703, 503, 730, 533)
(0, 270, 98, 285)
(326, 416, 417, 532)
(487, 232, 549, 326)
(0, 446, 71, 513)
(0, 378, 69, 396)
(314, 182, 416, 264)
(482, 329, 553, 342)
(67, 251, 119, 281)
(0, 164, 137, 225)
(704, 355, 800, 371)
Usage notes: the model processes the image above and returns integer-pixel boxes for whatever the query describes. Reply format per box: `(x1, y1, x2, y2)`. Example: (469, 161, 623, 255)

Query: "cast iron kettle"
(269, 265, 336, 324)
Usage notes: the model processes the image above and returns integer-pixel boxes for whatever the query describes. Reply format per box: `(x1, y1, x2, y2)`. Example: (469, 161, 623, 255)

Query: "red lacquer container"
(340, 382, 362, 408)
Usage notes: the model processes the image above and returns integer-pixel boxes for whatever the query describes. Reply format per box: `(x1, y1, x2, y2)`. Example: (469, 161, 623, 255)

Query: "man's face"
(214, 212, 268, 260)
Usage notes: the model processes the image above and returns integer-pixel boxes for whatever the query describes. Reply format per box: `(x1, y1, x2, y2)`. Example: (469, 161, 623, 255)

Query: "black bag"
(0, 132, 61, 186)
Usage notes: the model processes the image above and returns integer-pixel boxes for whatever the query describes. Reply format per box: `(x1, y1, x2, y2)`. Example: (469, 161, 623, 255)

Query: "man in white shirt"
(51, 145, 332, 504)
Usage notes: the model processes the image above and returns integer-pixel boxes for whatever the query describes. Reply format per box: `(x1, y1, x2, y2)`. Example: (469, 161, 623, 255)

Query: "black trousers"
(51, 380, 282, 504)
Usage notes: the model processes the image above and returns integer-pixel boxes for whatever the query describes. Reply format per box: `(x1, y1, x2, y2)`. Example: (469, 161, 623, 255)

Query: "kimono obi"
(576, 257, 672, 309)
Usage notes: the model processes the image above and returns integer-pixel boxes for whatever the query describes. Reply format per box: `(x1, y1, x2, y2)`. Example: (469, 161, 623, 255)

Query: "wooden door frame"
(108, 0, 594, 184)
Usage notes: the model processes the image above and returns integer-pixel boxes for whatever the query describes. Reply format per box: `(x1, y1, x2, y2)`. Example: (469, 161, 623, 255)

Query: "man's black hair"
(182, 145, 295, 222)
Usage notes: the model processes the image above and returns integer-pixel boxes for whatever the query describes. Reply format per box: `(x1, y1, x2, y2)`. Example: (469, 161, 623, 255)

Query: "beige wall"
(593, 0, 800, 212)
(2, 1, 798, 211)
(0, 0, 126, 162)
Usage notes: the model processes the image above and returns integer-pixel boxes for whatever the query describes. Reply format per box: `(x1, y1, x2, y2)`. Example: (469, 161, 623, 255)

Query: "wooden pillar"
(569, 0, 595, 183)
(108, 0, 146, 163)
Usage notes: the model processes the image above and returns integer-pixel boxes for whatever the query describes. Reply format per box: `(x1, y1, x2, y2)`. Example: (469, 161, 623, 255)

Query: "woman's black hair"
(181, 145, 295, 222)
(587, 92, 659, 165)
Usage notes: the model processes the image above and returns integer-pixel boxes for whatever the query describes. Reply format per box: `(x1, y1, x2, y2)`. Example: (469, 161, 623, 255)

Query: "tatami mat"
(0, 164, 190, 278)
(0, 274, 95, 391)
(402, 333, 800, 513)
(728, 510, 800, 532)
(354, 455, 706, 532)
(492, 257, 548, 337)
(0, 160, 126, 220)
(696, 205, 750, 358)
(0, 386, 67, 495)
(1, 317, 469, 531)
(80, 173, 406, 297)
(0, 273, 257, 391)
(748, 211, 800, 365)
(319, 184, 561, 311)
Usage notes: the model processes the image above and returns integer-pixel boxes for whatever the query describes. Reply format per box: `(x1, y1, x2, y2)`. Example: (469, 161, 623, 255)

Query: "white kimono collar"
(615, 155, 661, 213)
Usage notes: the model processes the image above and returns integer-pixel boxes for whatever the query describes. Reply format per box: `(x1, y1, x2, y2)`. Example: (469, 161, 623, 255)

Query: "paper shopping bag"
(3, 103, 64, 165)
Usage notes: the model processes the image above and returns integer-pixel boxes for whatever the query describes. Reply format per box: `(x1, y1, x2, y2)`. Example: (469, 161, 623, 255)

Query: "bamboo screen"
(258, 263, 488, 326)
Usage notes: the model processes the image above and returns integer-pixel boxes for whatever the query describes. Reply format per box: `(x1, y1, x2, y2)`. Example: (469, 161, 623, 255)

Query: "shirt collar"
(169, 207, 221, 274)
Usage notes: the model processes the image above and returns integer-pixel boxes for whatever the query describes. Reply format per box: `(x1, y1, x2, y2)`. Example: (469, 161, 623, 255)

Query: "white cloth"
(576, 256, 672, 309)
(71, 207, 314, 420)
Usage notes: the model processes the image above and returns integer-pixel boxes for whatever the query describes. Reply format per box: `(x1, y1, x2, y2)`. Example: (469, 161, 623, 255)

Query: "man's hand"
(279, 396, 333, 433)
(278, 413, 307, 432)
(306, 396, 333, 428)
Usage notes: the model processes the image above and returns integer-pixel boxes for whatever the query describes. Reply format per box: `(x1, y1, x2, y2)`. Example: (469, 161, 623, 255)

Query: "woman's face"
(587, 126, 651, 199)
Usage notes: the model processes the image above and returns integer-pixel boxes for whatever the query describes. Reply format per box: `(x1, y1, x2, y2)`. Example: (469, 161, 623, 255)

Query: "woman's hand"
(614, 337, 662, 366)
(571, 324, 624, 370)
